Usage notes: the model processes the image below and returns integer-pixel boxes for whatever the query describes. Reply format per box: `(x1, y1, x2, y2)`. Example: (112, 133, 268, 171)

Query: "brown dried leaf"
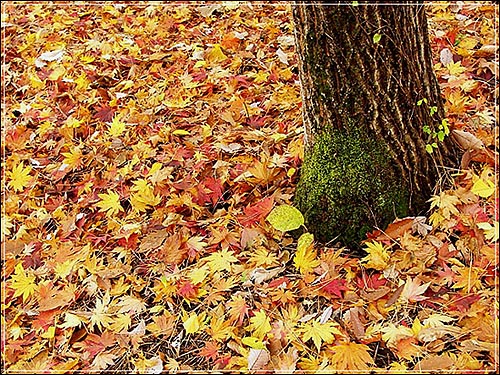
(451, 130, 485, 151)
(360, 286, 391, 302)
(415, 353, 454, 371)
(248, 348, 270, 370)
(473, 45, 497, 58)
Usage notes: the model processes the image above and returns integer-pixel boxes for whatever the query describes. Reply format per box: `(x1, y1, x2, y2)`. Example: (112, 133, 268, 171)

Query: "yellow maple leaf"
(97, 190, 124, 217)
(294, 233, 320, 274)
(182, 311, 202, 334)
(252, 70, 269, 84)
(40, 326, 56, 339)
(64, 116, 83, 128)
(74, 72, 91, 90)
(361, 241, 390, 271)
(60, 312, 84, 329)
(90, 293, 113, 330)
(188, 266, 210, 284)
(147, 162, 163, 176)
(61, 146, 83, 170)
(130, 179, 161, 211)
(48, 65, 66, 80)
(108, 313, 132, 333)
(205, 248, 238, 272)
(9, 263, 37, 302)
(7, 162, 33, 192)
(477, 221, 499, 242)
(300, 320, 342, 351)
(446, 61, 467, 76)
(249, 246, 279, 267)
(29, 71, 45, 89)
(130, 191, 161, 212)
(328, 342, 374, 370)
(54, 259, 77, 279)
(242, 336, 266, 349)
(207, 44, 227, 64)
(381, 323, 414, 347)
(80, 55, 96, 64)
(452, 266, 483, 292)
(428, 191, 460, 219)
(247, 310, 272, 339)
(206, 314, 235, 342)
(108, 115, 126, 137)
(445, 90, 470, 115)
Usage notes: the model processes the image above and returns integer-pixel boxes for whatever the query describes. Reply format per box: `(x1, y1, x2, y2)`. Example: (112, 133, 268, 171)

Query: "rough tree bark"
(292, 3, 458, 247)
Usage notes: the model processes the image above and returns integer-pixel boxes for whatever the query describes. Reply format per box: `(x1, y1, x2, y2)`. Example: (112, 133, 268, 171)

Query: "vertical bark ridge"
(293, 2, 458, 246)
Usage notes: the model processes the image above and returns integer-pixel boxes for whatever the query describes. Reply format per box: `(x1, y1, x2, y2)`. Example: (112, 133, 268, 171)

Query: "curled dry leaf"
(440, 48, 454, 66)
(415, 354, 454, 371)
(247, 348, 270, 370)
(360, 286, 391, 302)
(412, 216, 432, 237)
(35, 49, 65, 67)
(144, 356, 163, 374)
(451, 130, 485, 151)
(345, 307, 365, 339)
(319, 305, 333, 324)
(473, 44, 497, 58)
(276, 49, 289, 65)
(249, 266, 284, 284)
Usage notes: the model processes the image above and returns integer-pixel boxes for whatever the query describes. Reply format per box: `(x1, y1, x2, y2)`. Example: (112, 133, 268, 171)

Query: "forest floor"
(1, 2, 498, 373)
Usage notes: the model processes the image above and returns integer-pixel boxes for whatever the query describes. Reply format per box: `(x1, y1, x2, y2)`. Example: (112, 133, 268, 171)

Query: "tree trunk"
(292, 3, 458, 247)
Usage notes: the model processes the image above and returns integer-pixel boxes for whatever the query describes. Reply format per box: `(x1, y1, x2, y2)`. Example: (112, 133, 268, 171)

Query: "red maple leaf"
(435, 263, 456, 287)
(321, 279, 348, 298)
(269, 276, 290, 289)
(199, 341, 220, 361)
(74, 333, 108, 357)
(93, 104, 116, 122)
(239, 195, 274, 227)
(31, 309, 59, 331)
(203, 177, 224, 205)
(448, 293, 481, 312)
(177, 280, 199, 301)
(356, 273, 387, 289)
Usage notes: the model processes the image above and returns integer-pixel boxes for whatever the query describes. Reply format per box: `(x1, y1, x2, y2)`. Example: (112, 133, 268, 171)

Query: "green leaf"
(373, 33, 382, 44)
(297, 233, 314, 252)
(422, 125, 431, 135)
(417, 98, 428, 106)
(352, 1, 359, 5)
(437, 131, 445, 142)
(442, 119, 450, 135)
(266, 204, 304, 232)
(425, 144, 434, 154)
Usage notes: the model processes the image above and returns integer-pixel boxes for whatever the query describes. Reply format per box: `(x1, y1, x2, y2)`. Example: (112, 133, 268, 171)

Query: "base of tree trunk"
(294, 123, 410, 247)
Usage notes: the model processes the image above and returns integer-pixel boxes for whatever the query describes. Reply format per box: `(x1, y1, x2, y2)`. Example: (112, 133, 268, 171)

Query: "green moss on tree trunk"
(294, 124, 409, 247)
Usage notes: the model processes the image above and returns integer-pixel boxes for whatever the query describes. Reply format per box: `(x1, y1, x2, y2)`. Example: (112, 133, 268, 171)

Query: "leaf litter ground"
(2, 2, 498, 373)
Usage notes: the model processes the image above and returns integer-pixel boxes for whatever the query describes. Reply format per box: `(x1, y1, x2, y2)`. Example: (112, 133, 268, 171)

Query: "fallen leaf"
(247, 348, 270, 370)
(328, 342, 374, 370)
(266, 205, 304, 232)
(451, 130, 485, 151)
(400, 277, 430, 303)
